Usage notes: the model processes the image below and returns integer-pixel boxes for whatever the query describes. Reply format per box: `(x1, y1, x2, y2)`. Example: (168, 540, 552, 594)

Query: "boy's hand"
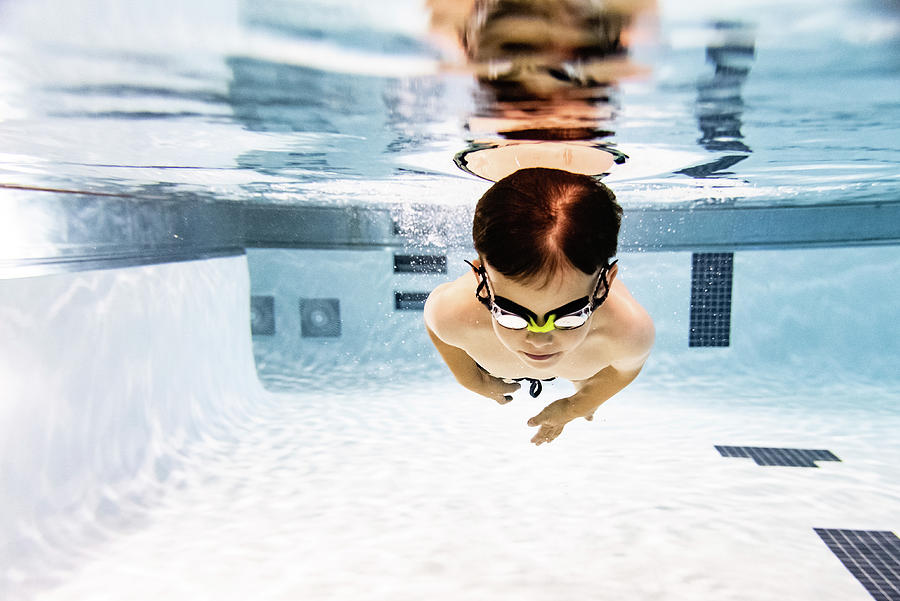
(526, 396, 596, 445)
(478, 372, 521, 405)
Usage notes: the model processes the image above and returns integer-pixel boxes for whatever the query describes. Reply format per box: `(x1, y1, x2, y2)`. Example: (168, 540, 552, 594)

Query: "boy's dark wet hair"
(473, 167, 622, 284)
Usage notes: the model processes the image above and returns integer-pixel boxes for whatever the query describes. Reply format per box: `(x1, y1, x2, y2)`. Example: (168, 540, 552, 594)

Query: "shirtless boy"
(424, 168, 654, 445)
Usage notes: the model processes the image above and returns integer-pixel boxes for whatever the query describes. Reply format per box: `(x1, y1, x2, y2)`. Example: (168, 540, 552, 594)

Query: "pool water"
(1, 0, 899, 599)
(1, 0, 898, 206)
(2, 252, 898, 601)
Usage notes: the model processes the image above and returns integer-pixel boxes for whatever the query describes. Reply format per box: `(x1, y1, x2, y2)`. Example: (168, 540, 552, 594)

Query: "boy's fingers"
(531, 425, 563, 445)
(496, 394, 513, 405)
(503, 381, 521, 393)
(493, 381, 518, 404)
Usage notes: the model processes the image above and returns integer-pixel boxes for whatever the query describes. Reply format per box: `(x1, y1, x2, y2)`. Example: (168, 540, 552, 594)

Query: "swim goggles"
(465, 259, 615, 333)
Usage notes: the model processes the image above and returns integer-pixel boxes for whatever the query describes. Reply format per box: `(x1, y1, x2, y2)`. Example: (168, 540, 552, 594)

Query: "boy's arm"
(570, 362, 645, 417)
(426, 327, 520, 404)
(526, 317, 655, 445)
(526, 362, 646, 444)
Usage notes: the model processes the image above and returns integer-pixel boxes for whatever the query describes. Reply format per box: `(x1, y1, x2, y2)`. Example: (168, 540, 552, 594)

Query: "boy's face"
(483, 260, 615, 369)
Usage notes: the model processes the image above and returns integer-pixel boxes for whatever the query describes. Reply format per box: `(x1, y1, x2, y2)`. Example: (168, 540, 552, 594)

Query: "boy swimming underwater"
(424, 168, 654, 445)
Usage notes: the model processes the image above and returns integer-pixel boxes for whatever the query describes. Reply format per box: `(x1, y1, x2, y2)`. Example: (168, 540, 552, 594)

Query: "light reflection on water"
(0, 0, 898, 206)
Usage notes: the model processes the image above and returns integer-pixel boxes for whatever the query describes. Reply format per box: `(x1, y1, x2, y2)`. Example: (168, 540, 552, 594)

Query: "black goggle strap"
(545, 296, 591, 320)
(464, 260, 543, 326)
(591, 259, 617, 309)
(464, 259, 492, 310)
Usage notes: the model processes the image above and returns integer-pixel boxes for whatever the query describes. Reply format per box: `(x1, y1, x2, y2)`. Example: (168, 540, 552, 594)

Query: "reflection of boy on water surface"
(425, 168, 654, 445)
(433, 0, 657, 183)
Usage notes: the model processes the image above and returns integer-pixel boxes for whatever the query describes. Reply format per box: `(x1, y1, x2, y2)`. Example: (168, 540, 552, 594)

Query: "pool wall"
(0, 255, 266, 596)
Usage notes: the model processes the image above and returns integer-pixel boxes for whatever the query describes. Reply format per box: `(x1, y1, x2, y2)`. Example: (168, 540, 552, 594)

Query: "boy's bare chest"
(461, 328, 613, 382)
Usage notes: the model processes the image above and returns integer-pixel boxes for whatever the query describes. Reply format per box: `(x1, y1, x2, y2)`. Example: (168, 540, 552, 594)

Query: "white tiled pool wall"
(0, 256, 268, 597)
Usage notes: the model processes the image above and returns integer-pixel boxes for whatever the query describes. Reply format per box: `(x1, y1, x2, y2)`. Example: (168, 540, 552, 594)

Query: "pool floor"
(28, 383, 899, 601)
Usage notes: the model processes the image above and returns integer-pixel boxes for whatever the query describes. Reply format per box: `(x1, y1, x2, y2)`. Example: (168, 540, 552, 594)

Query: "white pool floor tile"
(21, 387, 900, 601)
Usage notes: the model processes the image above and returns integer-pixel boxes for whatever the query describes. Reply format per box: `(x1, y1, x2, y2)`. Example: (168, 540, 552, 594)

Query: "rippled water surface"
(1, 0, 898, 206)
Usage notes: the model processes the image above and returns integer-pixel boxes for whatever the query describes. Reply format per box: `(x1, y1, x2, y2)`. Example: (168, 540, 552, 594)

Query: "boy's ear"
(606, 262, 619, 285)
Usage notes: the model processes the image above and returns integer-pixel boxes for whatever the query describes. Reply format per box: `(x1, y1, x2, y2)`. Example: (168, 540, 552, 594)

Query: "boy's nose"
(525, 331, 554, 347)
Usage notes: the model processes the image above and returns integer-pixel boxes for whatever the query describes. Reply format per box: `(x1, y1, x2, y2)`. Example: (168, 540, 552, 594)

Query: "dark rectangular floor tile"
(689, 252, 733, 347)
(815, 529, 900, 601)
(715, 445, 841, 467)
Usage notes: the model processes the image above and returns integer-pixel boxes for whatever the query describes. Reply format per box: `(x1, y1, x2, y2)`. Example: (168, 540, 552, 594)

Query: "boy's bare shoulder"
(424, 274, 483, 346)
(604, 284, 655, 370)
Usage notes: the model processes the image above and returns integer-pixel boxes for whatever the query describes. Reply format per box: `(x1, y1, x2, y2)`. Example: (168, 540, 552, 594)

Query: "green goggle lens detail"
(526, 314, 556, 333)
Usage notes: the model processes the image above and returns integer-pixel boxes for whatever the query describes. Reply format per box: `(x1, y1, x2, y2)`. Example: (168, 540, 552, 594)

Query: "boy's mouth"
(523, 352, 558, 361)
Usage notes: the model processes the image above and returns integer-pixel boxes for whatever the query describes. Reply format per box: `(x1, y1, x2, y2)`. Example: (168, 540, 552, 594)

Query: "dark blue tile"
(299, 298, 341, 337)
(250, 295, 275, 335)
(815, 529, 900, 601)
(393, 254, 447, 274)
(395, 291, 428, 311)
(716, 446, 841, 468)
(689, 253, 734, 347)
